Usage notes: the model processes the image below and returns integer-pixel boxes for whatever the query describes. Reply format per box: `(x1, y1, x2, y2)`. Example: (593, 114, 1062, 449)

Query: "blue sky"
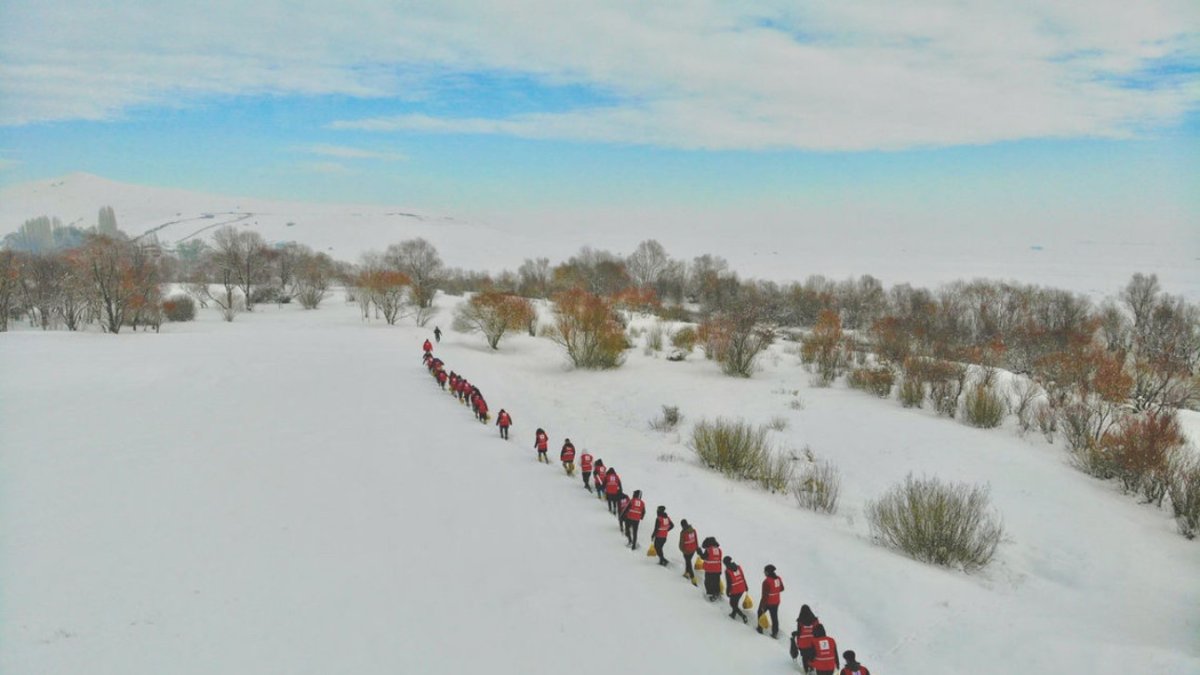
(1, 1, 1197, 237)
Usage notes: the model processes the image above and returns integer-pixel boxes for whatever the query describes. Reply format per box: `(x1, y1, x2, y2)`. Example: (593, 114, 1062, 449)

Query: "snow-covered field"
(2, 173, 1197, 302)
(2, 297, 1198, 674)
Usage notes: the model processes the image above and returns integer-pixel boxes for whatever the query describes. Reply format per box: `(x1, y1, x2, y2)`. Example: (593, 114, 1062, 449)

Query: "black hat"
(722, 556, 732, 564)
(765, 564, 776, 574)
(843, 650, 856, 662)
(657, 505, 666, 513)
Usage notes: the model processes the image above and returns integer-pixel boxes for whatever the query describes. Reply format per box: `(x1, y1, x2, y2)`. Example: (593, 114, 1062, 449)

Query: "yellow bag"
(694, 557, 704, 570)
(719, 579, 725, 594)
(742, 594, 754, 610)
(647, 544, 657, 557)
(758, 612, 771, 629)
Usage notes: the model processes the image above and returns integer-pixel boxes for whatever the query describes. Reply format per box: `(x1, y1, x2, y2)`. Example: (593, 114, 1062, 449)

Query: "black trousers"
(704, 571, 720, 597)
(653, 536, 667, 563)
(683, 552, 695, 577)
(499, 425, 508, 439)
(729, 593, 747, 619)
(607, 494, 618, 512)
(626, 520, 640, 547)
(759, 604, 780, 636)
(537, 449, 548, 463)
(582, 471, 592, 490)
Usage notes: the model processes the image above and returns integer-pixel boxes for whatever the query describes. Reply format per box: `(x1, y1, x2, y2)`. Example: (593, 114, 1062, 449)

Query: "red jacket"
(725, 566, 747, 595)
(811, 636, 838, 672)
(605, 472, 621, 495)
(561, 443, 576, 462)
(476, 399, 488, 414)
(497, 411, 511, 427)
(762, 576, 784, 606)
(422, 340, 432, 352)
(535, 432, 548, 451)
(840, 665, 869, 675)
(580, 453, 593, 472)
(795, 620, 822, 649)
(436, 370, 447, 383)
(653, 514, 673, 538)
(679, 529, 698, 554)
(625, 498, 645, 521)
(702, 545, 722, 573)
(618, 497, 630, 515)
(593, 467, 605, 486)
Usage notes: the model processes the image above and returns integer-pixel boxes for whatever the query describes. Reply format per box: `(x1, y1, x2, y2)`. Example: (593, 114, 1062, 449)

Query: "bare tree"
(517, 257, 552, 298)
(211, 226, 270, 311)
(80, 235, 141, 333)
(294, 248, 335, 309)
(384, 238, 443, 309)
(626, 239, 668, 290)
(0, 250, 18, 332)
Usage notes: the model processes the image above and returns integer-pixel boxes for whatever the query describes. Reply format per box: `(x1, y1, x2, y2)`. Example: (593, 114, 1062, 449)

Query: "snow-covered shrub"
(1168, 457, 1200, 539)
(766, 415, 789, 432)
(689, 418, 770, 481)
(788, 396, 806, 411)
(848, 366, 895, 398)
(161, 295, 196, 322)
(930, 380, 961, 418)
(867, 474, 1003, 571)
(646, 322, 665, 351)
(1034, 401, 1057, 442)
(801, 310, 845, 386)
(544, 289, 627, 369)
(898, 376, 924, 408)
(757, 450, 794, 493)
(1101, 411, 1185, 505)
(649, 405, 683, 432)
(671, 326, 697, 352)
(1010, 379, 1042, 435)
(963, 382, 1007, 428)
(453, 290, 535, 350)
(793, 456, 841, 514)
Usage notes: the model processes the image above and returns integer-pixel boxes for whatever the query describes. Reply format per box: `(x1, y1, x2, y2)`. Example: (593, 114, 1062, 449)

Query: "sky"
(0, 1, 1198, 242)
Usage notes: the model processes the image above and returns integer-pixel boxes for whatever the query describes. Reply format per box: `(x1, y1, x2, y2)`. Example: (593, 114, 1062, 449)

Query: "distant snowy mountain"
(2, 173, 1196, 301)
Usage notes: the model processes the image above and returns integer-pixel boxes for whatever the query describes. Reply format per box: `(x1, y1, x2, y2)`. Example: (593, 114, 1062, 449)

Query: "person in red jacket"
(435, 368, 447, 389)
(698, 536, 722, 601)
(617, 491, 630, 535)
(651, 506, 673, 566)
(790, 604, 823, 671)
(810, 625, 839, 675)
(757, 564, 784, 638)
(560, 438, 576, 475)
(495, 409, 512, 439)
(533, 428, 550, 463)
(722, 556, 750, 623)
(623, 489, 646, 549)
(604, 467, 622, 513)
(474, 395, 489, 423)
(839, 650, 869, 675)
(579, 450, 594, 491)
(422, 339, 432, 353)
(678, 520, 698, 582)
(592, 460, 606, 500)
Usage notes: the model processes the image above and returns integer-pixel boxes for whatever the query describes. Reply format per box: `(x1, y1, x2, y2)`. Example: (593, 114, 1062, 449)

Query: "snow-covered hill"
(2, 173, 1197, 301)
(2, 298, 1197, 674)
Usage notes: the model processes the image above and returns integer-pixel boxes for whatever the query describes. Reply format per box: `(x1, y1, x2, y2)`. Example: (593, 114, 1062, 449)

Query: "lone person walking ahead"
(534, 428, 550, 463)
(496, 409, 512, 439)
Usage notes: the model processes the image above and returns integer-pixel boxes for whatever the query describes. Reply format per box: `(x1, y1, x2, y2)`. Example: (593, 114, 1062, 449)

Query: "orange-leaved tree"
(545, 288, 627, 369)
(453, 290, 536, 350)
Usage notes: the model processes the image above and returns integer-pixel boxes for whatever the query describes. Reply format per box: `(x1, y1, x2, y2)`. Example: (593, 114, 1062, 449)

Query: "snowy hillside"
(2, 298, 1198, 674)
(2, 173, 1197, 301)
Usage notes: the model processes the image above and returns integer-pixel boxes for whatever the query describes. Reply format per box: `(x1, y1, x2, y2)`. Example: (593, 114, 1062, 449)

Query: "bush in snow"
(544, 288, 627, 369)
(689, 418, 770, 481)
(649, 405, 683, 432)
(848, 365, 895, 398)
(1010, 379, 1043, 435)
(867, 474, 1003, 571)
(1101, 410, 1186, 506)
(963, 380, 1007, 428)
(897, 375, 924, 408)
(645, 322, 665, 351)
(757, 450, 795, 493)
(1168, 457, 1200, 539)
(801, 309, 845, 386)
(766, 415, 790, 432)
(792, 451, 841, 514)
(453, 290, 536, 350)
(161, 295, 196, 322)
(1034, 401, 1057, 443)
(670, 326, 698, 352)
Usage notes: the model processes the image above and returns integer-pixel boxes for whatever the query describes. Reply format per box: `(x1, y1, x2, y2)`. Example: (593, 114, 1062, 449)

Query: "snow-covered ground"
(2, 173, 1197, 302)
(2, 298, 1198, 674)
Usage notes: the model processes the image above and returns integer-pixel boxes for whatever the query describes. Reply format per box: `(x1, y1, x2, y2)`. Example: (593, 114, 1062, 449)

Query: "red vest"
(654, 515, 672, 538)
(619, 497, 630, 514)
(423, 340, 432, 352)
(535, 433, 548, 450)
(811, 636, 838, 672)
(605, 472, 620, 495)
(476, 399, 488, 414)
(763, 576, 784, 606)
(795, 620, 821, 648)
(436, 371, 447, 383)
(726, 567, 747, 595)
(703, 546, 722, 573)
(561, 444, 575, 462)
(625, 498, 645, 521)
(679, 529, 698, 553)
(580, 453, 593, 472)
(498, 412, 511, 426)
(840, 666, 869, 675)
(593, 467, 605, 485)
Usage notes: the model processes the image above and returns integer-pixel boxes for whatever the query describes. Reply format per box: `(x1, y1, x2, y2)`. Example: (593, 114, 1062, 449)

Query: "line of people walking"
(419, 337, 871, 675)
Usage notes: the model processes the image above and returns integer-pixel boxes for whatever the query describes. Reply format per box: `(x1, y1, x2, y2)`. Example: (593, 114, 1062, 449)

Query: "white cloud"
(297, 161, 353, 175)
(0, 157, 18, 171)
(1, 1, 1196, 149)
(301, 144, 406, 161)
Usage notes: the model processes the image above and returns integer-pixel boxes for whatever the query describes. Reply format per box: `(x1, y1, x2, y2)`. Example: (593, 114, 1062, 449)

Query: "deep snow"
(2, 297, 1198, 674)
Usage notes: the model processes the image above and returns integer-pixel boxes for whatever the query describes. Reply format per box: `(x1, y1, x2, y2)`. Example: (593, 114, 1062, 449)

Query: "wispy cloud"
(2, 2, 1197, 150)
(0, 157, 18, 171)
(297, 161, 353, 175)
(301, 144, 406, 161)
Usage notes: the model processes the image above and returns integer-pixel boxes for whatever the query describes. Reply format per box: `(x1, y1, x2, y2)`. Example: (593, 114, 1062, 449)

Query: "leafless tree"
(383, 238, 443, 309)
(626, 239, 668, 290)
(211, 226, 270, 311)
(517, 257, 552, 298)
(0, 250, 19, 332)
(294, 248, 335, 309)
